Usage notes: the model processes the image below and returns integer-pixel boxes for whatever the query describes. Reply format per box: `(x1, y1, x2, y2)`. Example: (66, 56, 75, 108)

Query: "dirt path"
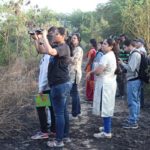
(1, 91, 150, 150)
(0, 63, 150, 150)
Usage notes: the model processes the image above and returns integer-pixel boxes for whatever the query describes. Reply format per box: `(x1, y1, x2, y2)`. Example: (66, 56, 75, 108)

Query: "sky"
(25, 0, 109, 13)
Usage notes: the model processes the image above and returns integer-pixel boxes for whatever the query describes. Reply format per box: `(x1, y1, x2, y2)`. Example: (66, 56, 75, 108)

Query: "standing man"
(119, 39, 141, 129)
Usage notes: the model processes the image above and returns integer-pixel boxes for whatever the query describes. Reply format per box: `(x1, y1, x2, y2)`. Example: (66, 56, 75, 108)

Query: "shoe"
(99, 126, 104, 132)
(48, 131, 56, 137)
(122, 119, 130, 126)
(93, 132, 112, 139)
(31, 131, 49, 140)
(63, 137, 72, 143)
(122, 122, 138, 129)
(78, 113, 82, 117)
(47, 140, 64, 148)
(69, 114, 79, 120)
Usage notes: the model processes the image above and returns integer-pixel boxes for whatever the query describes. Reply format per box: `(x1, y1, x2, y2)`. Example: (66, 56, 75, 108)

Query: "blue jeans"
(127, 79, 141, 124)
(70, 83, 81, 117)
(51, 82, 71, 142)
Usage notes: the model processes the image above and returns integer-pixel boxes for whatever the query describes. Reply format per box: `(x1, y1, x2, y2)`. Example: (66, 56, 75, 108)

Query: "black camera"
(28, 29, 43, 35)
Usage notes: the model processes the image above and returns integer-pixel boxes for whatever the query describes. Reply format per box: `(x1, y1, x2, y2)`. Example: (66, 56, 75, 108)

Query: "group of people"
(85, 34, 148, 138)
(30, 26, 147, 148)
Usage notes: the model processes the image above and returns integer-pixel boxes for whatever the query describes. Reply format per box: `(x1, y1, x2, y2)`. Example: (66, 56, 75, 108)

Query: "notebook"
(34, 94, 51, 107)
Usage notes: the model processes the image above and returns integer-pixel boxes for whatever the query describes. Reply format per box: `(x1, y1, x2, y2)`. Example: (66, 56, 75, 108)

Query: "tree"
(122, 0, 150, 50)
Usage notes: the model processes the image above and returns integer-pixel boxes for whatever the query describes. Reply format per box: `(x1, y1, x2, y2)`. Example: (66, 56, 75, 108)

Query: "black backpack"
(131, 50, 150, 83)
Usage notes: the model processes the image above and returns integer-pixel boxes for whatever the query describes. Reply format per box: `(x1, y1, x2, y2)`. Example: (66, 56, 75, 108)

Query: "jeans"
(70, 83, 81, 117)
(51, 82, 71, 142)
(127, 79, 141, 124)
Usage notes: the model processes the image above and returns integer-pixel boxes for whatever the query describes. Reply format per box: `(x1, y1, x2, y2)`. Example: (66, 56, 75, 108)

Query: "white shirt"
(99, 51, 117, 83)
(39, 54, 50, 92)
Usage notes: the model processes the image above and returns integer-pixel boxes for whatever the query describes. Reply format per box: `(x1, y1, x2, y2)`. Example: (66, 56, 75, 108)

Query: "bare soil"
(0, 59, 150, 150)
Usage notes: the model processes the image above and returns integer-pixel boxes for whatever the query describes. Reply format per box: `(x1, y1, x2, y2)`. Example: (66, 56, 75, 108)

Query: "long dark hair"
(106, 38, 121, 75)
(90, 38, 97, 50)
(70, 33, 81, 57)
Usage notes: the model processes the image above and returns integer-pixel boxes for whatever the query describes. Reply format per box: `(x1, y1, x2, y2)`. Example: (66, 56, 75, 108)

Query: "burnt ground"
(0, 61, 150, 150)
(0, 88, 150, 150)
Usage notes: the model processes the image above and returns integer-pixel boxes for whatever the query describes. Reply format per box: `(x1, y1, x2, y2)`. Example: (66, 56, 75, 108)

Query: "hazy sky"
(26, 0, 109, 13)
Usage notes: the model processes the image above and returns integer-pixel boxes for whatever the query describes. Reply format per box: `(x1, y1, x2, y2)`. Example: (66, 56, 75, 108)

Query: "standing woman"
(85, 39, 97, 101)
(86, 38, 117, 138)
(69, 33, 83, 118)
(32, 27, 71, 148)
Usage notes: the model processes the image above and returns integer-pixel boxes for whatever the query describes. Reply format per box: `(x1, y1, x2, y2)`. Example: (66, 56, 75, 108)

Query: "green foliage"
(1, 0, 150, 65)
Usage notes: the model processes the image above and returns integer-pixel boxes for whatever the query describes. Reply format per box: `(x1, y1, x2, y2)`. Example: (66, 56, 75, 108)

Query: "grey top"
(121, 49, 141, 81)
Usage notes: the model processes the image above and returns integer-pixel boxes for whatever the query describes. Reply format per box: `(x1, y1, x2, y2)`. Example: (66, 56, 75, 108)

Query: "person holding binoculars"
(31, 27, 71, 148)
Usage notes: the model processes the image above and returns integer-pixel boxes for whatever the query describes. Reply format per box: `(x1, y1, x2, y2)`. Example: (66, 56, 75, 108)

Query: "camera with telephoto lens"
(28, 29, 43, 35)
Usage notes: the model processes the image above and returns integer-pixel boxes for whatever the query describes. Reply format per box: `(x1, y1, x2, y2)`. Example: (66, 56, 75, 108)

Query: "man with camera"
(31, 27, 71, 148)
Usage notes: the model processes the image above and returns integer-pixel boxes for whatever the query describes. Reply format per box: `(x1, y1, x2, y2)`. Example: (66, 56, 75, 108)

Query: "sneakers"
(99, 126, 104, 132)
(122, 122, 138, 129)
(93, 132, 112, 139)
(78, 113, 82, 118)
(31, 131, 49, 140)
(69, 114, 79, 120)
(47, 140, 64, 148)
(63, 137, 72, 143)
(48, 131, 56, 137)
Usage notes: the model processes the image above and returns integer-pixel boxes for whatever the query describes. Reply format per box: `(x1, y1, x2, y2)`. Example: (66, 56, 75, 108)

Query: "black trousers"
(36, 90, 55, 133)
(117, 73, 126, 96)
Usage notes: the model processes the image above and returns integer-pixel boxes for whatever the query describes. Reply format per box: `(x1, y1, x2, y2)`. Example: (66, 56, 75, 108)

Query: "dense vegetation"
(0, 0, 150, 65)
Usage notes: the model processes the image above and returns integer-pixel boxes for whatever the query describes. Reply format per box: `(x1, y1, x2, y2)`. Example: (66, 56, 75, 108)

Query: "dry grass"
(0, 58, 39, 139)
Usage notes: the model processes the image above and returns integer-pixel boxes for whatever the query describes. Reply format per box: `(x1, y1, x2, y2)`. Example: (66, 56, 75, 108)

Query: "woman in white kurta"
(86, 38, 117, 139)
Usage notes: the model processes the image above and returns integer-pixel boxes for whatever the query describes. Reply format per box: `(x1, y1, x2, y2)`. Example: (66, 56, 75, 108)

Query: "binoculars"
(28, 29, 43, 35)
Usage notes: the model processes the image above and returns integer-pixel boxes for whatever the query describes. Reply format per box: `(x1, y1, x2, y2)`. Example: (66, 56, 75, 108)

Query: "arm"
(120, 53, 141, 72)
(86, 65, 105, 80)
(32, 30, 58, 56)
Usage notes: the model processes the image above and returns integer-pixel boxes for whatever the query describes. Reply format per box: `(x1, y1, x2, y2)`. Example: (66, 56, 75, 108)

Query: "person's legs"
(50, 82, 70, 142)
(116, 74, 125, 97)
(93, 117, 112, 138)
(86, 74, 94, 101)
(64, 97, 70, 138)
(43, 90, 56, 133)
(31, 106, 49, 140)
(70, 83, 81, 117)
(36, 107, 48, 133)
(125, 80, 141, 126)
(140, 81, 144, 108)
(103, 117, 112, 133)
(49, 106, 56, 132)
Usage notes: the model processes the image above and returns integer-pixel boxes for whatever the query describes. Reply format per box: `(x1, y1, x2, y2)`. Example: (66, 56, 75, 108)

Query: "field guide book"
(34, 94, 51, 107)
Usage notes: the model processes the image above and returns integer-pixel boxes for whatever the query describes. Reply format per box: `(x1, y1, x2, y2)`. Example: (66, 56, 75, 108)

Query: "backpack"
(131, 50, 150, 83)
